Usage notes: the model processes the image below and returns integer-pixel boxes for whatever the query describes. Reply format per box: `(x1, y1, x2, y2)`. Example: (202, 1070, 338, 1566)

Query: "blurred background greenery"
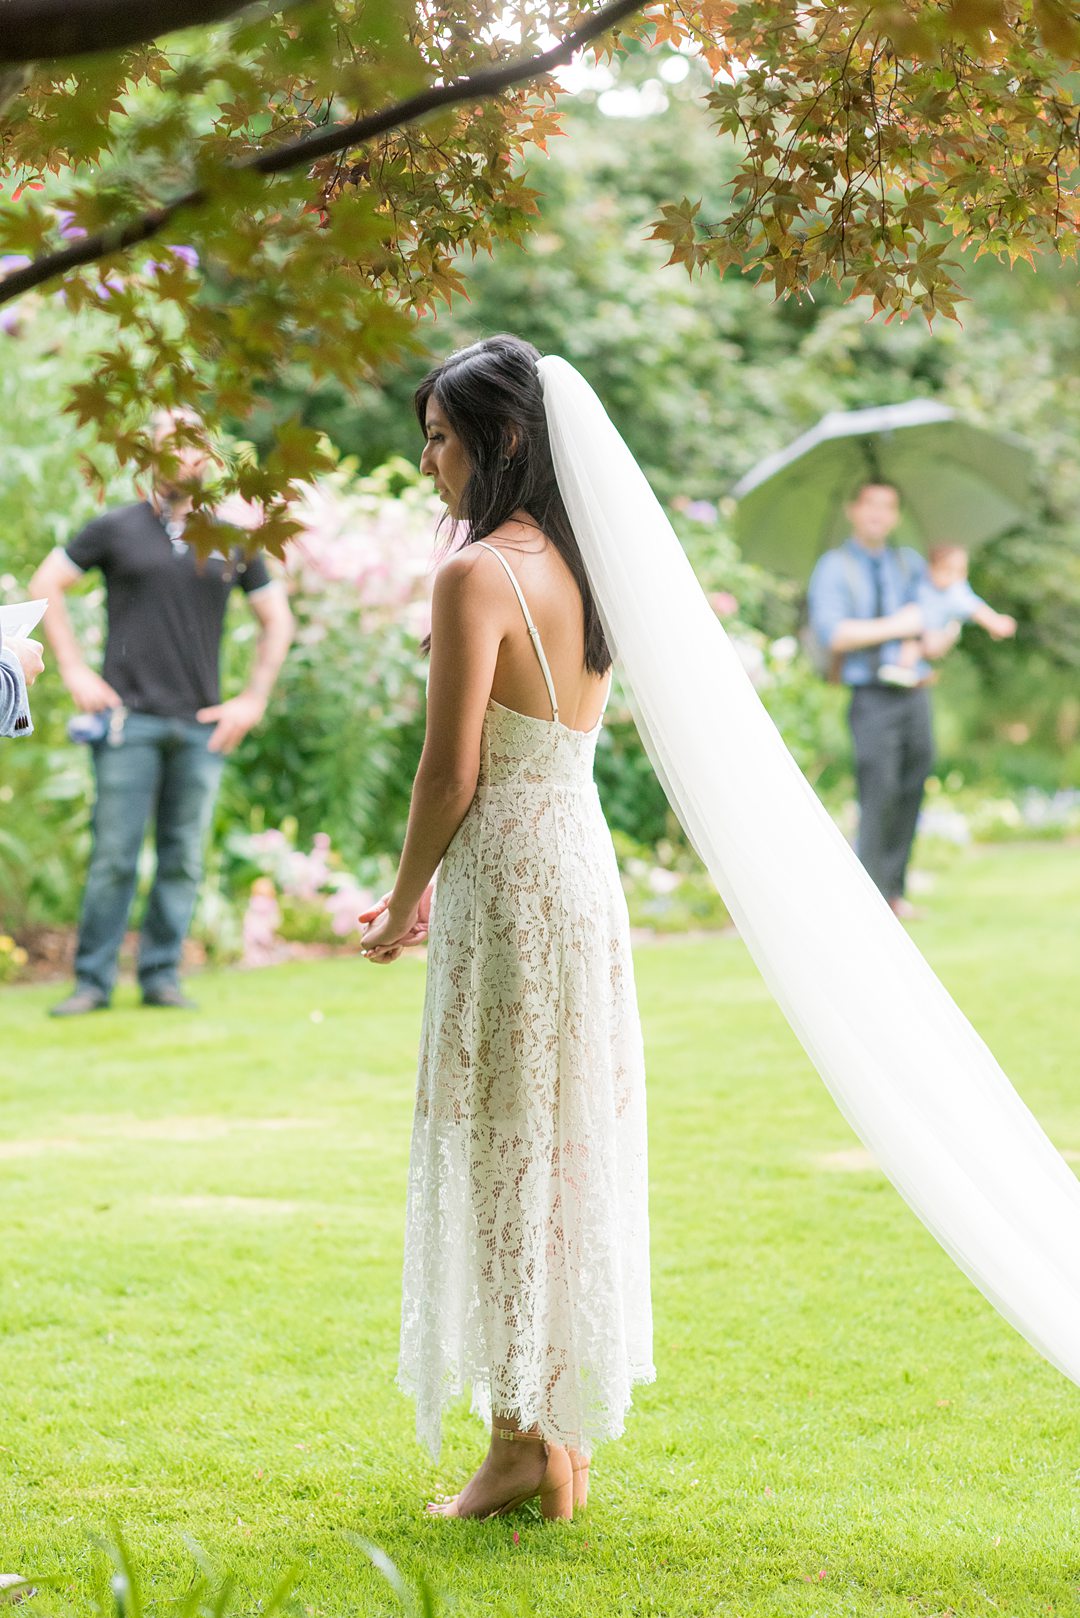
(1, 48, 1077, 963)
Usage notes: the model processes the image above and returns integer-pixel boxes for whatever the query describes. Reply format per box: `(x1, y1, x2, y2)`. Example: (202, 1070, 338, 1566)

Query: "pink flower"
(709, 591, 738, 618)
(284, 850, 322, 901)
(215, 493, 263, 530)
(405, 600, 433, 641)
(251, 829, 288, 851)
(325, 883, 374, 936)
(242, 879, 282, 966)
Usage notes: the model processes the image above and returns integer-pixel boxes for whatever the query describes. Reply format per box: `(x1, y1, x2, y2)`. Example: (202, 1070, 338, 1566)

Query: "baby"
(879, 543, 1016, 687)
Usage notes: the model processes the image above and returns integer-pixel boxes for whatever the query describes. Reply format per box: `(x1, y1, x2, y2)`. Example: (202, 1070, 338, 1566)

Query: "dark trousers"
(848, 685, 934, 899)
(75, 711, 223, 997)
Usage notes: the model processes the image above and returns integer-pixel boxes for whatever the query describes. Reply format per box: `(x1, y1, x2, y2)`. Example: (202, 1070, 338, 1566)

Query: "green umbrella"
(732, 400, 1037, 580)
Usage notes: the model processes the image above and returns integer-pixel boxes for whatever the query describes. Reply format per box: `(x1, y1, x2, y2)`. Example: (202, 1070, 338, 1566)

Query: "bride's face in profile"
(420, 399, 471, 517)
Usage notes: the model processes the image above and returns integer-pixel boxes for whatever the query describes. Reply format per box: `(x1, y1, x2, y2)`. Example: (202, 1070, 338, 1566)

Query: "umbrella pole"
(815, 457, 861, 560)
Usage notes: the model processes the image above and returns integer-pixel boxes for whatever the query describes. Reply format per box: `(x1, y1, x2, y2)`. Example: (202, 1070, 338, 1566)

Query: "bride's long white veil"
(539, 353, 1080, 1386)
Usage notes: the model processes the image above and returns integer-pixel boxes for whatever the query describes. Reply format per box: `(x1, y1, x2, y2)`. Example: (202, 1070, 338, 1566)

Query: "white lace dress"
(397, 544, 654, 1459)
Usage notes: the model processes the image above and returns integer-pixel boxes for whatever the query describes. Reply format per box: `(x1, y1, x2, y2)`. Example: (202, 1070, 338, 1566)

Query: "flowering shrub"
(0, 933, 29, 983)
(196, 555, 415, 965)
(612, 831, 732, 934)
(217, 460, 442, 871)
(284, 462, 438, 641)
(967, 788, 1080, 844)
(225, 821, 390, 961)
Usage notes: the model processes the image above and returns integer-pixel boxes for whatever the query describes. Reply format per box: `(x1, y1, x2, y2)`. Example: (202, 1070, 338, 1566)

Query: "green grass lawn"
(3, 843, 1080, 1617)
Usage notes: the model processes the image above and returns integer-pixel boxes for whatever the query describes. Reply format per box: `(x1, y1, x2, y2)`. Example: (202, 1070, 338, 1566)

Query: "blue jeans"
(75, 712, 223, 997)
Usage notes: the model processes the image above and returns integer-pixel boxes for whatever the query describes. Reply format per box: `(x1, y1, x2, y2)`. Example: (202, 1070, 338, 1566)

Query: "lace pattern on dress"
(397, 697, 654, 1458)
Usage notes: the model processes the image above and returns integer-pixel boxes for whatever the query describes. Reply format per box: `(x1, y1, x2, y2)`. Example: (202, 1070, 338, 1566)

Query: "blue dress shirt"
(807, 539, 926, 687)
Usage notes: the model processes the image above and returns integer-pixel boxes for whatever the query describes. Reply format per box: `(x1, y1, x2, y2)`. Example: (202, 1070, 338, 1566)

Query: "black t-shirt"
(65, 501, 273, 720)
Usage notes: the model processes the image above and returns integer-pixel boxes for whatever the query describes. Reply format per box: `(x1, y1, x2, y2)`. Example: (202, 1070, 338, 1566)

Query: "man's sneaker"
(48, 987, 110, 1018)
(141, 985, 198, 1010)
(878, 663, 920, 688)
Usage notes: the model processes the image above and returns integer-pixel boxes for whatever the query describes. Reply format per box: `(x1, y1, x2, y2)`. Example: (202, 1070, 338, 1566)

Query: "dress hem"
(396, 1362, 658, 1462)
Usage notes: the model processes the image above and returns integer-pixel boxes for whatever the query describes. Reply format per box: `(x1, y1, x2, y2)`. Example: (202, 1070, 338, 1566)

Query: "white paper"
(0, 599, 48, 640)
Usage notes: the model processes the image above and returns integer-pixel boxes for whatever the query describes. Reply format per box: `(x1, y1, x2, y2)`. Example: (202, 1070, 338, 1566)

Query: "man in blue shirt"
(807, 481, 954, 917)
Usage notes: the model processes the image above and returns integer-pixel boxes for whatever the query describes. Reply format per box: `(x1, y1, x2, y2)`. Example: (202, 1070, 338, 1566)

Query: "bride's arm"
(361, 551, 504, 958)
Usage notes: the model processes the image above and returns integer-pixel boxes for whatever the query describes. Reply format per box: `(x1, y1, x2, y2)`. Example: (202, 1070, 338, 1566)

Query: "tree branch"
(0, 0, 645, 304)
(0, 0, 269, 63)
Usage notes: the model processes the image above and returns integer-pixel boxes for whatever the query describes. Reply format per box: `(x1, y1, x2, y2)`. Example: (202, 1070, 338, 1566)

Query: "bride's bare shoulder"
(432, 544, 512, 611)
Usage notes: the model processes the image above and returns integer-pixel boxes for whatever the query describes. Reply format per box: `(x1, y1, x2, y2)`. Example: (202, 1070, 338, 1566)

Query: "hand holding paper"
(0, 599, 48, 640)
(10, 639, 45, 685)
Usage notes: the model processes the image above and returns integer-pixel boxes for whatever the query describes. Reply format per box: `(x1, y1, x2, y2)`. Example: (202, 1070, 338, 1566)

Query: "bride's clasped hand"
(358, 884, 432, 961)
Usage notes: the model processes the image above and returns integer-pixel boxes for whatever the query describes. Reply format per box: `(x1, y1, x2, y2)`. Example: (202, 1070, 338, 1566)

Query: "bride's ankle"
(488, 1422, 555, 1468)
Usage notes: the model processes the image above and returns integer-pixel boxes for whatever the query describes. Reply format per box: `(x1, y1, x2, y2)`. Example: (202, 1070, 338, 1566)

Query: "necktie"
(869, 553, 885, 675)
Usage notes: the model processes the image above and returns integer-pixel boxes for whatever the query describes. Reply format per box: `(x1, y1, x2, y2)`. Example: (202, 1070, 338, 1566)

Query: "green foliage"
(87, 1529, 301, 1618)
(443, 68, 1080, 763)
(612, 829, 732, 932)
(0, 297, 134, 580)
(2, 50, 1079, 912)
(685, 0, 1079, 318)
(258, 61, 1079, 805)
(594, 707, 674, 849)
(0, 0, 1076, 528)
(215, 461, 437, 872)
(217, 625, 425, 874)
(756, 649, 853, 789)
(0, 0, 571, 522)
(0, 740, 94, 934)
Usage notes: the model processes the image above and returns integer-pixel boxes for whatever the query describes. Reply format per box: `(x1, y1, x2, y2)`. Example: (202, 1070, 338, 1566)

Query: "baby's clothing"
(917, 576, 984, 631)
(882, 576, 986, 685)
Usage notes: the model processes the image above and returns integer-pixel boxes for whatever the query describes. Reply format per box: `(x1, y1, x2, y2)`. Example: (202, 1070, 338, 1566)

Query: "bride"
(358, 335, 654, 1520)
(362, 334, 1080, 1520)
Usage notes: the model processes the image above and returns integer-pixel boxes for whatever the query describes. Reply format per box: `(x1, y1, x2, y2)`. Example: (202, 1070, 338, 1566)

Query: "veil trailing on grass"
(538, 353, 1080, 1387)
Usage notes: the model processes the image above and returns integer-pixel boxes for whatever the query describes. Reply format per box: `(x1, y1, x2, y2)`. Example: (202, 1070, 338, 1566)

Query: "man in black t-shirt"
(31, 414, 294, 1014)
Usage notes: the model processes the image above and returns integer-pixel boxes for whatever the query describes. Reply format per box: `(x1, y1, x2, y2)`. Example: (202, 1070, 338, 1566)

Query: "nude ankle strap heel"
(567, 1447, 590, 1510)
(488, 1428, 574, 1521)
(537, 1442, 574, 1521)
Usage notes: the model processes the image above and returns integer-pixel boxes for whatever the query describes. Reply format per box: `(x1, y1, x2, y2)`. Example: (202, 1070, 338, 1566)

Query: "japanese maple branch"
(724, 11, 873, 241)
(0, 0, 273, 62)
(0, 0, 645, 305)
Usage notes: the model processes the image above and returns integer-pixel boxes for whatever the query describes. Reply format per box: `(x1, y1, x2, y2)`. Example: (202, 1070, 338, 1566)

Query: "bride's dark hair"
(414, 334, 611, 676)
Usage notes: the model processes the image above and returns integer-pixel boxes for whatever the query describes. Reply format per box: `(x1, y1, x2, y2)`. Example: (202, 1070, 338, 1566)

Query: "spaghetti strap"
(473, 541, 560, 723)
